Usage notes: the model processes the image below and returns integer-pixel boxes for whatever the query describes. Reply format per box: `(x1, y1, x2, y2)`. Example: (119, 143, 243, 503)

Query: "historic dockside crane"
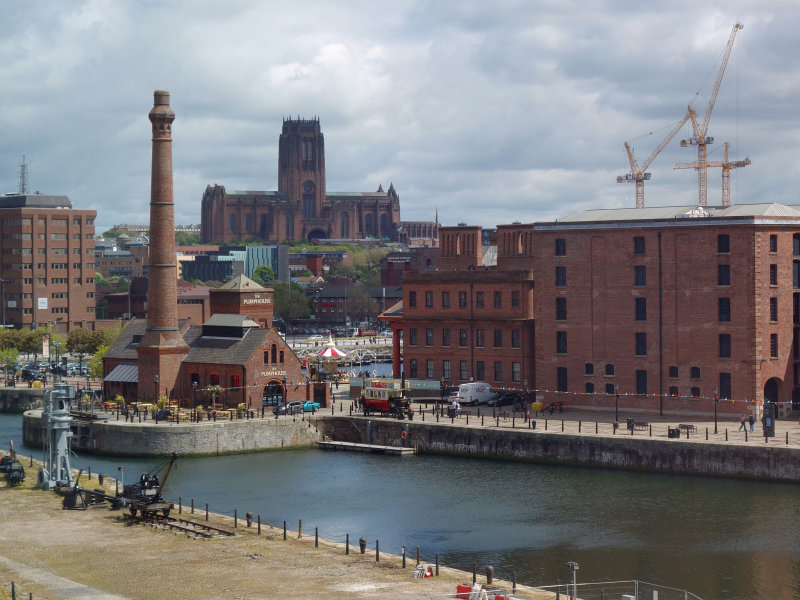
(678, 22, 743, 206)
(675, 141, 750, 206)
(617, 110, 692, 208)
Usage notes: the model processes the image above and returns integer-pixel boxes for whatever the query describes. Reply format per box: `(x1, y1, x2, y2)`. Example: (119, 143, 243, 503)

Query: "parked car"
(273, 401, 304, 416)
(20, 368, 43, 382)
(489, 392, 525, 409)
(308, 334, 323, 340)
(303, 400, 321, 412)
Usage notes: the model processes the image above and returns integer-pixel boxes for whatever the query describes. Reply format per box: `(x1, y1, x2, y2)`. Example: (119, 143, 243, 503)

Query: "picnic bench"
(678, 423, 697, 434)
(633, 421, 649, 431)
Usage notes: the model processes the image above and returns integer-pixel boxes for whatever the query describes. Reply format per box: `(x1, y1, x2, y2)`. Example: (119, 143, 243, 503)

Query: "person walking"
(748, 413, 755, 433)
(738, 414, 746, 431)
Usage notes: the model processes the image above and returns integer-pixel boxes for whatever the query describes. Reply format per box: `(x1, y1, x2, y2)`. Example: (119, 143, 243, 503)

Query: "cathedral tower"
(137, 90, 189, 401)
(278, 118, 327, 238)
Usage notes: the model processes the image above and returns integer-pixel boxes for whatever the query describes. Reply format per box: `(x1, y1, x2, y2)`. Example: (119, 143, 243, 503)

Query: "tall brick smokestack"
(137, 90, 189, 401)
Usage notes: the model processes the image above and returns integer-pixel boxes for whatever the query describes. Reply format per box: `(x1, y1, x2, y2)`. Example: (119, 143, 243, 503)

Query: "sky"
(1, 1, 798, 234)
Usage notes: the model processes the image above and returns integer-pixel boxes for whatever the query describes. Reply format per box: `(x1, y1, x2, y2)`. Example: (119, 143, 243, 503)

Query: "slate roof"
(105, 363, 138, 383)
(555, 203, 800, 224)
(215, 274, 264, 291)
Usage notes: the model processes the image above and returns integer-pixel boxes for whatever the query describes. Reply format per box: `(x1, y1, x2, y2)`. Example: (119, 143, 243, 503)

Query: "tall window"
(364, 214, 373, 235)
(719, 333, 731, 358)
(512, 362, 520, 382)
(476, 329, 484, 347)
(720, 372, 732, 400)
(285, 212, 294, 238)
(494, 329, 502, 347)
(771, 333, 778, 358)
(475, 291, 485, 307)
(635, 332, 647, 356)
(425, 291, 433, 307)
(718, 264, 730, 286)
(426, 359, 434, 379)
(718, 297, 731, 322)
(585, 363, 594, 375)
(770, 297, 778, 322)
(556, 297, 567, 320)
(459, 291, 467, 307)
(770, 234, 778, 253)
(555, 239, 566, 256)
(493, 361, 502, 382)
(691, 366, 701, 379)
(340, 212, 350, 238)
(425, 328, 433, 346)
(459, 329, 468, 346)
(634, 236, 646, 254)
(511, 329, 520, 348)
(494, 291, 502, 308)
(636, 370, 647, 394)
(586, 383, 595, 394)
(511, 291, 520, 308)
(409, 359, 417, 378)
(718, 234, 730, 253)
(555, 266, 566, 287)
(303, 195, 316, 218)
(442, 328, 451, 346)
(443, 360, 451, 380)
(635, 297, 646, 321)
(459, 360, 468, 380)
(557, 367, 568, 392)
(556, 331, 567, 354)
(476, 361, 485, 380)
(441, 291, 450, 307)
(409, 328, 417, 345)
(605, 364, 615, 376)
(770, 264, 778, 286)
(669, 366, 678, 378)
(229, 214, 237, 233)
(408, 291, 416, 307)
(634, 266, 646, 287)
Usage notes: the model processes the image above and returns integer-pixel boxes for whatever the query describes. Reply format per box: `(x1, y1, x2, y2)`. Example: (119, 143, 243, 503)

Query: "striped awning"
(104, 363, 138, 383)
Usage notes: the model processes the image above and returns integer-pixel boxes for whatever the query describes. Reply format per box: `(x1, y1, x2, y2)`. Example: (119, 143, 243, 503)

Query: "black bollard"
(486, 565, 494, 585)
(579, 420, 581, 433)
(402, 546, 406, 568)
(346, 533, 350, 555)
(473, 562, 477, 584)
(436, 552, 439, 576)
(706, 428, 708, 440)
(234, 509, 238, 528)
(258, 515, 261, 535)
(482, 416, 484, 426)
(726, 428, 728, 441)
(512, 570, 517, 594)
(315, 527, 319, 547)
(562, 419, 564, 432)
(545, 419, 548, 431)
(376, 539, 379, 562)
(179, 497, 182, 514)
(417, 545, 421, 566)
(596, 421, 598, 434)
(205, 503, 209, 521)
(496, 416, 499, 427)
(284, 520, 287, 540)
(359, 536, 366, 554)
(191, 498, 194, 514)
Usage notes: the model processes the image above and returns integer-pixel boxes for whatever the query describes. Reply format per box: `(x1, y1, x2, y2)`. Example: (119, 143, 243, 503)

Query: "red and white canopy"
(318, 335, 346, 358)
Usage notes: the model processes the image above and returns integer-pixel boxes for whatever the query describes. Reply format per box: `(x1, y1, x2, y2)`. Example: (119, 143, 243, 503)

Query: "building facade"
(201, 118, 402, 244)
(386, 226, 535, 390)
(0, 193, 96, 333)
(533, 204, 800, 408)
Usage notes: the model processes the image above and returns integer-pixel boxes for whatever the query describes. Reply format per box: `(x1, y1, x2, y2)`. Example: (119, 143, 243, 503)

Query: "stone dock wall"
(316, 417, 800, 483)
(0, 389, 43, 413)
(23, 411, 321, 457)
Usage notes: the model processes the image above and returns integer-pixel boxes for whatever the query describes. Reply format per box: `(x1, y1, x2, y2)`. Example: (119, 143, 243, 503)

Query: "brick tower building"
(136, 90, 189, 401)
(201, 118, 404, 243)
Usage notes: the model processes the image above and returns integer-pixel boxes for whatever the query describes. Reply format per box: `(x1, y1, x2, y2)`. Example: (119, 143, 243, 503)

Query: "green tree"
(0, 347, 19, 380)
(88, 345, 108, 380)
(273, 283, 312, 323)
(252, 265, 275, 286)
(93, 325, 123, 349)
(174, 231, 201, 245)
(67, 328, 95, 371)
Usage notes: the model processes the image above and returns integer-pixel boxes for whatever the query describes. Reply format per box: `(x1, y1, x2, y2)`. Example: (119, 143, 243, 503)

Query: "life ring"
(400, 430, 407, 439)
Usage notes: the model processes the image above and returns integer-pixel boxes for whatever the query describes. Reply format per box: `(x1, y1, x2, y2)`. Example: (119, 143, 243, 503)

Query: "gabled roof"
(202, 314, 260, 328)
(555, 203, 800, 225)
(215, 274, 265, 291)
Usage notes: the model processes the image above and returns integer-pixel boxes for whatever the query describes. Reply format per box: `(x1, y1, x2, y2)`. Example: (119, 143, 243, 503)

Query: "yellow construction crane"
(617, 110, 692, 208)
(675, 142, 750, 206)
(678, 22, 743, 206)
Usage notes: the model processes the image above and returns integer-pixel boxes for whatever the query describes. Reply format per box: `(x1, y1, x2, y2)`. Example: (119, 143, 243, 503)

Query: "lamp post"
(566, 561, 579, 600)
(713, 386, 719, 434)
(192, 380, 198, 422)
(614, 383, 619, 423)
(154, 374, 159, 407)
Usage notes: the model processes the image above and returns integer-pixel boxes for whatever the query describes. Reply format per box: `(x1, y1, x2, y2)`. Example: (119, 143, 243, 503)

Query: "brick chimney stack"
(137, 90, 189, 401)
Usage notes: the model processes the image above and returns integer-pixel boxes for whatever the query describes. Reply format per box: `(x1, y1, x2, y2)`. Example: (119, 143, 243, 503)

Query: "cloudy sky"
(1, 1, 797, 233)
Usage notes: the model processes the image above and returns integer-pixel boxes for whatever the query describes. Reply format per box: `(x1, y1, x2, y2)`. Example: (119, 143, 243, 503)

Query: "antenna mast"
(18, 155, 29, 195)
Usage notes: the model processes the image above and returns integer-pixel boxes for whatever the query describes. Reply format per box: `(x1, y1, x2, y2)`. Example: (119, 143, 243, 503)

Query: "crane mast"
(676, 141, 750, 206)
(678, 22, 743, 206)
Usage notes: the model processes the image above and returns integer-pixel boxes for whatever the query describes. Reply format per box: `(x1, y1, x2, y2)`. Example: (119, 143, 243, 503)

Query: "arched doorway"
(263, 380, 285, 407)
(764, 378, 780, 404)
(308, 228, 327, 242)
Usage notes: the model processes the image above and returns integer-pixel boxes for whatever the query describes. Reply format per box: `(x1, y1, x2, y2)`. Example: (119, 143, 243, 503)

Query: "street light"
(614, 383, 619, 423)
(713, 386, 719, 434)
(154, 374, 159, 407)
(192, 380, 198, 422)
(566, 562, 579, 600)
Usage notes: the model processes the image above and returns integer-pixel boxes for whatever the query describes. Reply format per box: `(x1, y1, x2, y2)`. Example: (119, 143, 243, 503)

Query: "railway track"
(126, 513, 236, 539)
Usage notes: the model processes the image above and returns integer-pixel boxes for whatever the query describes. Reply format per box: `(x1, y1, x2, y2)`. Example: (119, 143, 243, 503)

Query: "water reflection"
(1, 414, 797, 600)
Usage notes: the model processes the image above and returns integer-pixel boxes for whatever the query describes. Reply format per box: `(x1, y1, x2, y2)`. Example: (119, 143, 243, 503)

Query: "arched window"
(365, 214, 373, 236)
(245, 214, 253, 233)
(285, 212, 294, 239)
(271, 343, 278, 364)
(229, 214, 237, 233)
(260, 214, 269, 235)
(379, 214, 388, 234)
(341, 212, 350, 238)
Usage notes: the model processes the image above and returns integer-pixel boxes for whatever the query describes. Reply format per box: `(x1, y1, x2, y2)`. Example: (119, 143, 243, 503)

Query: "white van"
(452, 382, 497, 406)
